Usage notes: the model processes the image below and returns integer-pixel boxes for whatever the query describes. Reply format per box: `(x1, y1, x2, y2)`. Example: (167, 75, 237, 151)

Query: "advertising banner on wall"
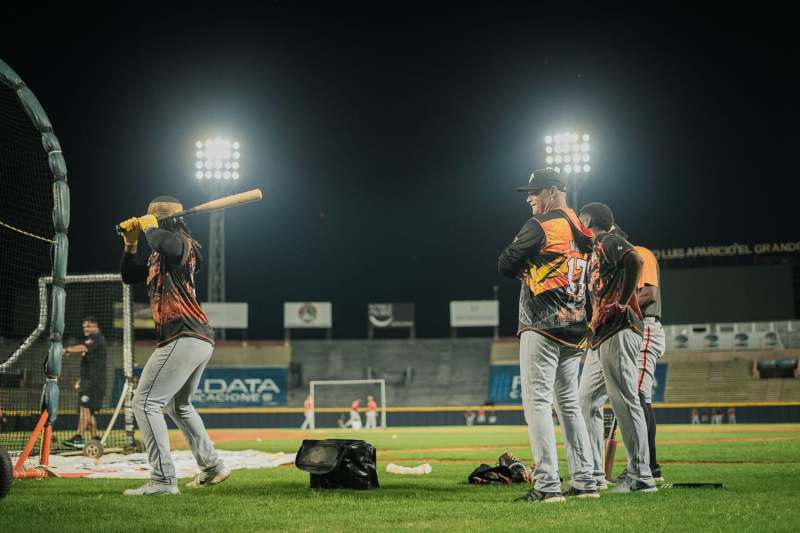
(488, 363, 669, 404)
(284, 302, 333, 329)
(450, 300, 499, 328)
(114, 367, 288, 407)
(367, 303, 415, 328)
(201, 302, 248, 328)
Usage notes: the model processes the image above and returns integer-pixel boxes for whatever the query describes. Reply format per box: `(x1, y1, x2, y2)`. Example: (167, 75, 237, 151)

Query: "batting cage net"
(308, 379, 387, 430)
(0, 275, 135, 454)
(1, 59, 67, 457)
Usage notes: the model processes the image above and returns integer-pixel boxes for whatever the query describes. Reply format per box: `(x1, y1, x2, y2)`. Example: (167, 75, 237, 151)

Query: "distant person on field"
(365, 395, 378, 429)
(349, 399, 363, 430)
(63, 317, 107, 449)
(727, 406, 736, 424)
(691, 408, 700, 425)
(465, 407, 476, 426)
(485, 400, 497, 424)
(300, 395, 313, 430)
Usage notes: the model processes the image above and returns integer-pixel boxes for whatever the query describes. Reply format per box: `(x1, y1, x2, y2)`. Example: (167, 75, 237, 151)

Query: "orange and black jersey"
(498, 208, 594, 347)
(121, 229, 214, 347)
(586, 232, 644, 348)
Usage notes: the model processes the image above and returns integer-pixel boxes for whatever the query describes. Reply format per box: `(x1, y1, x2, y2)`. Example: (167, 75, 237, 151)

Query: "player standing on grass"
(62, 317, 106, 448)
(117, 196, 230, 496)
(578, 203, 656, 493)
(633, 244, 665, 481)
(498, 169, 598, 503)
(365, 395, 378, 429)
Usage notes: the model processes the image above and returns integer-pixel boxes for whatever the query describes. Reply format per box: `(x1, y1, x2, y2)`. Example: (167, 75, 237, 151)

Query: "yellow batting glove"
(137, 214, 159, 231)
(118, 217, 141, 246)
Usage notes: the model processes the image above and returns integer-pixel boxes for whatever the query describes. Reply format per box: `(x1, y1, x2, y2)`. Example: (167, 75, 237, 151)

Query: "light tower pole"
(194, 138, 241, 339)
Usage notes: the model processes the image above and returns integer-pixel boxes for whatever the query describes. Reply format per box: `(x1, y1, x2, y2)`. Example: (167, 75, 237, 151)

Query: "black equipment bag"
(295, 439, 379, 490)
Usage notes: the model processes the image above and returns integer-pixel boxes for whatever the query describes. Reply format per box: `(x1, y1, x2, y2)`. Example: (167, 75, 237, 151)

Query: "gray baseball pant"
(132, 336, 224, 485)
(519, 331, 596, 493)
(579, 328, 654, 485)
(636, 318, 666, 403)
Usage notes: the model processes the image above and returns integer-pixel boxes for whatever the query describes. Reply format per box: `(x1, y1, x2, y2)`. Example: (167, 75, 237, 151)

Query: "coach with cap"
(498, 168, 598, 502)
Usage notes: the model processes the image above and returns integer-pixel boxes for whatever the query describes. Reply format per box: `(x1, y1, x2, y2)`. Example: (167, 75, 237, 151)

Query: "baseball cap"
(515, 168, 567, 193)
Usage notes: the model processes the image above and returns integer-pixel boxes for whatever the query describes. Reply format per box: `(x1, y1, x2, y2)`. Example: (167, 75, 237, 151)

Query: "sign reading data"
(450, 300, 499, 328)
(191, 368, 287, 407)
(284, 302, 333, 329)
(115, 367, 288, 407)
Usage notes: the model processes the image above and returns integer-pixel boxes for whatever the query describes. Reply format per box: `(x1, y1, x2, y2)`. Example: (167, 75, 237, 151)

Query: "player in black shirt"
(63, 316, 106, 448)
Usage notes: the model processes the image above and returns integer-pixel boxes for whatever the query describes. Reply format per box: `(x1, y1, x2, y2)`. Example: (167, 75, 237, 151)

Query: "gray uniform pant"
(578, 328, 654, 485)
(519, 331, 596, 493)
(636, 319, 666, 403)
(133, 336, 223, 485)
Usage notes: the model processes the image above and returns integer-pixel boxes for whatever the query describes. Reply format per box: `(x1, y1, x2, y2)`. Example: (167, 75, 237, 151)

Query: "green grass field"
(3, 424, 800, 532)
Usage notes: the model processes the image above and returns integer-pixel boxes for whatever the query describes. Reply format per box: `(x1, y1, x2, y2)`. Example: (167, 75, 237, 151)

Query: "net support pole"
(380, 379, 387, 429)
(122, 282, 136, 448)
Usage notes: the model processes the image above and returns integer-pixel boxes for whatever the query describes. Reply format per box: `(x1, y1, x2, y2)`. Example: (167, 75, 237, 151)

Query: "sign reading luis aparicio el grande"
(653, 241, 800, 260)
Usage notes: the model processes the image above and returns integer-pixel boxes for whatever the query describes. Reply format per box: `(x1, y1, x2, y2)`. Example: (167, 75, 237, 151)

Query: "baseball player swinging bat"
(114, 189, 262, 234)
(604, 414, 618, 480)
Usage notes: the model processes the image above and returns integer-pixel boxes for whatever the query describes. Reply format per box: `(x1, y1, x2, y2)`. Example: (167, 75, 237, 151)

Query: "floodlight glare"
(195, 138, 241, 181)
(195, 171, 203, 179)
(232, 171, 239, 180)
(542, 130, 591, 176)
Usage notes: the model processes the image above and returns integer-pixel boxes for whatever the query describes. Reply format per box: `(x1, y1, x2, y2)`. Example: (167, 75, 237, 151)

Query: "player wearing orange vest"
(365, 395, 378, 429)
(498, 168, 598, 503)
(300, 395, 313, 429)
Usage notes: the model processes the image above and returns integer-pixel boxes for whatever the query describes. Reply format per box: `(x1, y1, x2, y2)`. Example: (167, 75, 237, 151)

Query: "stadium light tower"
(194, 138, 241, 338)
(544, 132, 591, 209)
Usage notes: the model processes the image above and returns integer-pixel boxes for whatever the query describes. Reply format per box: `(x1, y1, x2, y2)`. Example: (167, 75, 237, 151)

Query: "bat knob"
(114, 225, 123, 235)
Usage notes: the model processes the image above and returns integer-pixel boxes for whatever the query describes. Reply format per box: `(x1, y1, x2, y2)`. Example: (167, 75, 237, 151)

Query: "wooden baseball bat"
(604, 415, 618, 480)
(115, 189, 262, 234)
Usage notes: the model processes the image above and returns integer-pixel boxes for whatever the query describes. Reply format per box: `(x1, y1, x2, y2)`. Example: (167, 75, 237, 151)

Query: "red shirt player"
(301, 395, 313, 430)
(349, 399, 362, 429)
(365, 395, 379, 429)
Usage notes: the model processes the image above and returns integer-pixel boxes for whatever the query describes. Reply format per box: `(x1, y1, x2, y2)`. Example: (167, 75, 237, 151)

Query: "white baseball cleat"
(123, 481, 180, 496)
(186, 467, 231, 488)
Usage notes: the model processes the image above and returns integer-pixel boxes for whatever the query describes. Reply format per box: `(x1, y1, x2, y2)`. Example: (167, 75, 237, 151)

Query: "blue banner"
(114, 367, 287, 407)
(652, 362, 668, 403)
(489, 363, 669, 404)
(489, 365, 521, 404)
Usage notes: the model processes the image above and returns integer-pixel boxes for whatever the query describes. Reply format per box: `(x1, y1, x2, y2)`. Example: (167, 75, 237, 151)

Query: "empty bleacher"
(288, 338, 492, 407)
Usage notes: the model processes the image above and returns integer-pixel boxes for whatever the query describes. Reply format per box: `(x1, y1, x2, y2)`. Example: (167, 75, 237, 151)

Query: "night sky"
(1, 4, 796, 338)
